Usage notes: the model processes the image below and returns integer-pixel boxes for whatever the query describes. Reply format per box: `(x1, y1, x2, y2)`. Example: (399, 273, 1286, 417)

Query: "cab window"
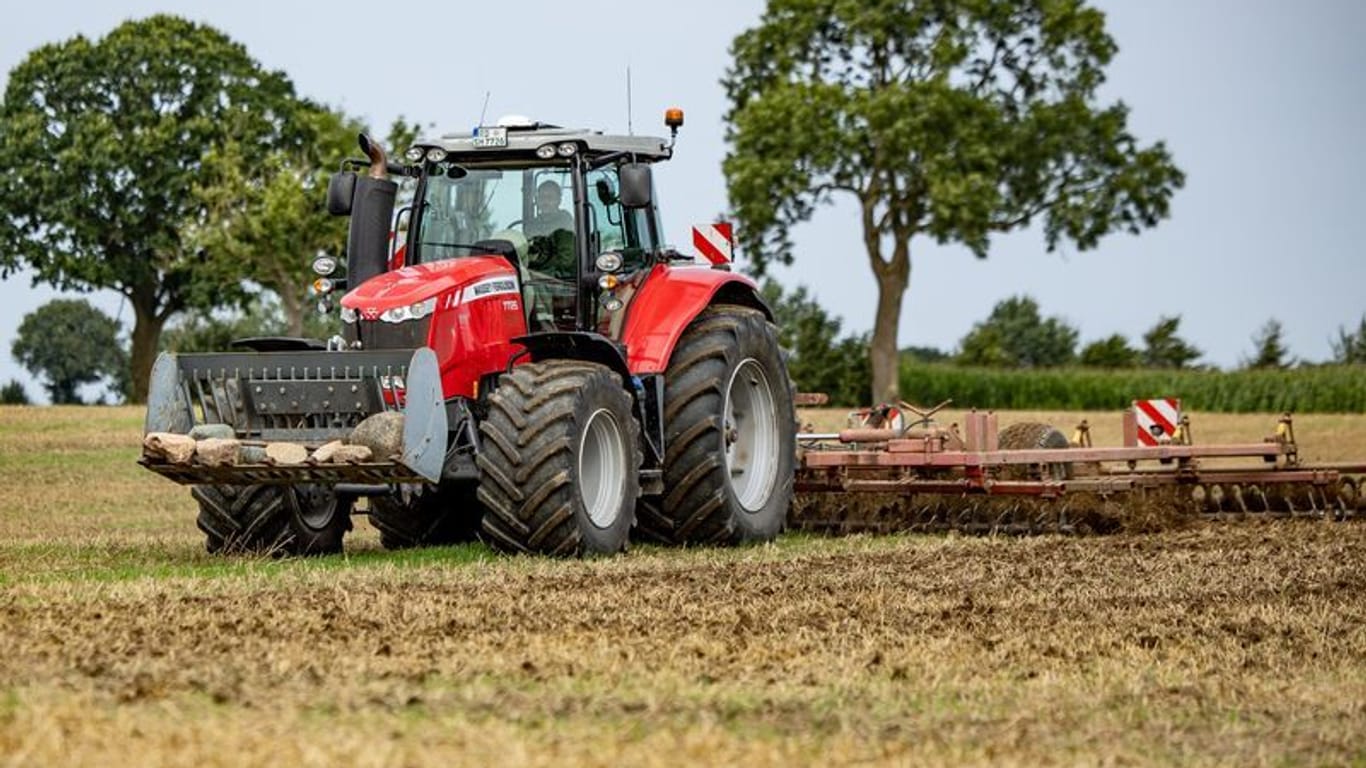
(585, 166, 657, 272)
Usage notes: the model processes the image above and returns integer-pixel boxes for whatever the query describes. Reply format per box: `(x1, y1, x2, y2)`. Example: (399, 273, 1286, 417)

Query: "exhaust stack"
(347, 134, 397, 289)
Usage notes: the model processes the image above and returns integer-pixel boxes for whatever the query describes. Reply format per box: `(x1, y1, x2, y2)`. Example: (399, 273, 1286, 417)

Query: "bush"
(1, 379, 30, 405)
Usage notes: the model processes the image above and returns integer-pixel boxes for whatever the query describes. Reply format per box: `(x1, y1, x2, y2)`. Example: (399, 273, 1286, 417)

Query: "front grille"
(359, 317, 431, 350)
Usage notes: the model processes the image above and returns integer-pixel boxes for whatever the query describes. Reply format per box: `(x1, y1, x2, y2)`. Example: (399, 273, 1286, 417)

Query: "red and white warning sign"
(1133, 398, 1182, 445)
(692, 222, 733, 265)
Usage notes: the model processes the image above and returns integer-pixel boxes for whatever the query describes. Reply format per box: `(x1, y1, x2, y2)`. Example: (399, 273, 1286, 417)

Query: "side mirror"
(619, 163, 653, 209)
(327, 171, 357, 216)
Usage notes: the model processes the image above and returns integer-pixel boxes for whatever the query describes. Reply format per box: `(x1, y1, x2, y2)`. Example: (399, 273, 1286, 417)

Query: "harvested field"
(2, 406, 1365, 766)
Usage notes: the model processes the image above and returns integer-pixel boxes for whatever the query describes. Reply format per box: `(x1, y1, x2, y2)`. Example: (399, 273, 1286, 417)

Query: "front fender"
(620, 264, 771, 374)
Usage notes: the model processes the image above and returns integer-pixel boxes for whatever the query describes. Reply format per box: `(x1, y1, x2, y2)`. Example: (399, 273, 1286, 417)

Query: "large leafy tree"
(0, 15, 311, 401)
(192, 116, 420, 336)
(724, 0, 1185, 400)
(955, 295, 1077, 367)
(11, 299, 125, 404)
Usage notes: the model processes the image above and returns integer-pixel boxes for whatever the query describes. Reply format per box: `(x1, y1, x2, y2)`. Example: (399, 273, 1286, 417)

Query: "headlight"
(404, 146, 426, 163)
(312, 255, 338, 276)
(340, 306, 357, 324)
(556, 142, 578, 157)
(425, 147, 448, 163)
(380, 297, 437, 323)
(535, 144, 557, 160)
(595, 252, 623, 272)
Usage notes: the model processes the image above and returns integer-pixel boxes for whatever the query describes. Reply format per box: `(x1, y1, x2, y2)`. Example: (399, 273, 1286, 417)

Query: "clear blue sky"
(2, 0, 1364, 402)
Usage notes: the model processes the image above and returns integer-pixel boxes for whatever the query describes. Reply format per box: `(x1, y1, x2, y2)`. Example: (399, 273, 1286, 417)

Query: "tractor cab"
(392, 117, 675, 336)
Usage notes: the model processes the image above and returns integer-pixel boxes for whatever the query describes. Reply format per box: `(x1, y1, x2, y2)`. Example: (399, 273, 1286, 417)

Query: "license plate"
(472, 126, 508, 148)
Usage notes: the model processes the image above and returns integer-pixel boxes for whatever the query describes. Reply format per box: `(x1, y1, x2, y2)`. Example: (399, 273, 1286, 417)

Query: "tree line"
(758, 283, 1366, 409)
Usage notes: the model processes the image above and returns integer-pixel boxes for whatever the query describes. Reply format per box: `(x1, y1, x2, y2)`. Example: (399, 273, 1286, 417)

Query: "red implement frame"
(795, 410, 1364, 514)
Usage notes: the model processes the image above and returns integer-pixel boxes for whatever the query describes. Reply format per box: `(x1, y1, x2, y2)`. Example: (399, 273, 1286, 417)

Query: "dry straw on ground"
(1, 406, 1364, 766)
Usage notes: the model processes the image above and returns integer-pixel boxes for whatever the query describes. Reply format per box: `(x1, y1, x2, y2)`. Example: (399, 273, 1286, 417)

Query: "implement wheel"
(476, 361, 641, 556)
(370, 484, 483, 549)
(998, 422, 1073, 481)
(638, 306, 796, 546)
(193, 484, 351, 556)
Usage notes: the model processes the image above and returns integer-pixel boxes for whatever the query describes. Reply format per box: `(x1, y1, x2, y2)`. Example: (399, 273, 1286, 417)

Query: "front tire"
(194, 484, 290, 554)
(193, 483, 351, 556)
(286, 484, 352, 556)
(476, 362, 641, 556)
(640, 306, 796, 545)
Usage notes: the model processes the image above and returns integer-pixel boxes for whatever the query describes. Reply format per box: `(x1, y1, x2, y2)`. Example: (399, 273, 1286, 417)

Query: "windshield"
(412, 165, 576, 272)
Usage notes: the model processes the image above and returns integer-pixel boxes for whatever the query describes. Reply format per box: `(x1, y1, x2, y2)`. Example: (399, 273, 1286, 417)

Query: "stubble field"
(1, 406, 1364, 766)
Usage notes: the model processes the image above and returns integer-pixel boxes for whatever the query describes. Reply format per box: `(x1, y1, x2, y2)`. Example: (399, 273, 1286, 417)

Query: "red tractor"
(141, 111, 796, 557)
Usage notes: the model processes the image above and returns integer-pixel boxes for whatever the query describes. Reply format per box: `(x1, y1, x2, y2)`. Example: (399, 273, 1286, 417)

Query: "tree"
(1141, 315, 1201, 369)
(161, 294, 337, 355)
(0, 16, 315, 401)
(900, 345, 950, 364)
(0, 380, 30, 405)
(11, 299, 126, 404)
(192, 115, 421, 336)
(761, 279, 871, 406)
(1331, 315, 1366, 364)
(1243, 318, 1292, 370)
(1079, 333, 1140, 368)
(724, 0, 1184, 401)
(956, 296, 1078, 367)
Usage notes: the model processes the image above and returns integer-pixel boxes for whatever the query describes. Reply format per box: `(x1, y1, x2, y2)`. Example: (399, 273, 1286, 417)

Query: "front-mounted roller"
(140, 347, 448, 555)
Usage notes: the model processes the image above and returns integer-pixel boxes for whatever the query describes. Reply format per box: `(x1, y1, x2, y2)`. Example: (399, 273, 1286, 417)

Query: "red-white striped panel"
(692, 222, 733, 265)
(1133, 398, 1181, 446)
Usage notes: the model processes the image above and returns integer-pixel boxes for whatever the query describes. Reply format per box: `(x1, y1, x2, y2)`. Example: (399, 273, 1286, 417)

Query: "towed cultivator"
(790, 398, 1366, 535)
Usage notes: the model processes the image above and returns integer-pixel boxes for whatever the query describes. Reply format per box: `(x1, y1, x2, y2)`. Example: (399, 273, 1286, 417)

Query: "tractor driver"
(524, 180, 576, 278)
(527, 180, 574, 237)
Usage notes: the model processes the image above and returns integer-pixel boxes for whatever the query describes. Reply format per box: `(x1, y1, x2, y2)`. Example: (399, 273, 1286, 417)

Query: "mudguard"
(619, 264, 771, 374)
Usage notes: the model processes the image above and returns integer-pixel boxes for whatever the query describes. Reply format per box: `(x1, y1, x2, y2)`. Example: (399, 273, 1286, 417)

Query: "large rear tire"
(370, 484, 483, 549)
(476, 361, 641, 556)
(639, 306, 796, 545)
(193, 484, 351, 556)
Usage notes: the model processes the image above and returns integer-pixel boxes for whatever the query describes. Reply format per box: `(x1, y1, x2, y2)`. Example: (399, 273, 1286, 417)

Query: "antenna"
(626, 66, 634, 135)
(479, 91, 491, 126)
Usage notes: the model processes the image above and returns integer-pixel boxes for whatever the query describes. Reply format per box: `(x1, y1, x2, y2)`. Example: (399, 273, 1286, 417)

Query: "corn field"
(899, 363, 1366, 413)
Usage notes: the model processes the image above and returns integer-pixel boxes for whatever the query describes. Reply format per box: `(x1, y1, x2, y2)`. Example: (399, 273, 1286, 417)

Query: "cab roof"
(419, 123, 673, 162)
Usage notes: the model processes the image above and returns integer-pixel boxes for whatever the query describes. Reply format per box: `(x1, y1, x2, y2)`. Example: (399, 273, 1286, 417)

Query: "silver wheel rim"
(579, 408, 627, 529)
(724, 359, 780, 512)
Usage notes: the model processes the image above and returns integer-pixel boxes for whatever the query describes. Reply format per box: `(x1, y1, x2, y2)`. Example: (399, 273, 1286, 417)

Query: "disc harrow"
(792, 404, 1365, 536)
